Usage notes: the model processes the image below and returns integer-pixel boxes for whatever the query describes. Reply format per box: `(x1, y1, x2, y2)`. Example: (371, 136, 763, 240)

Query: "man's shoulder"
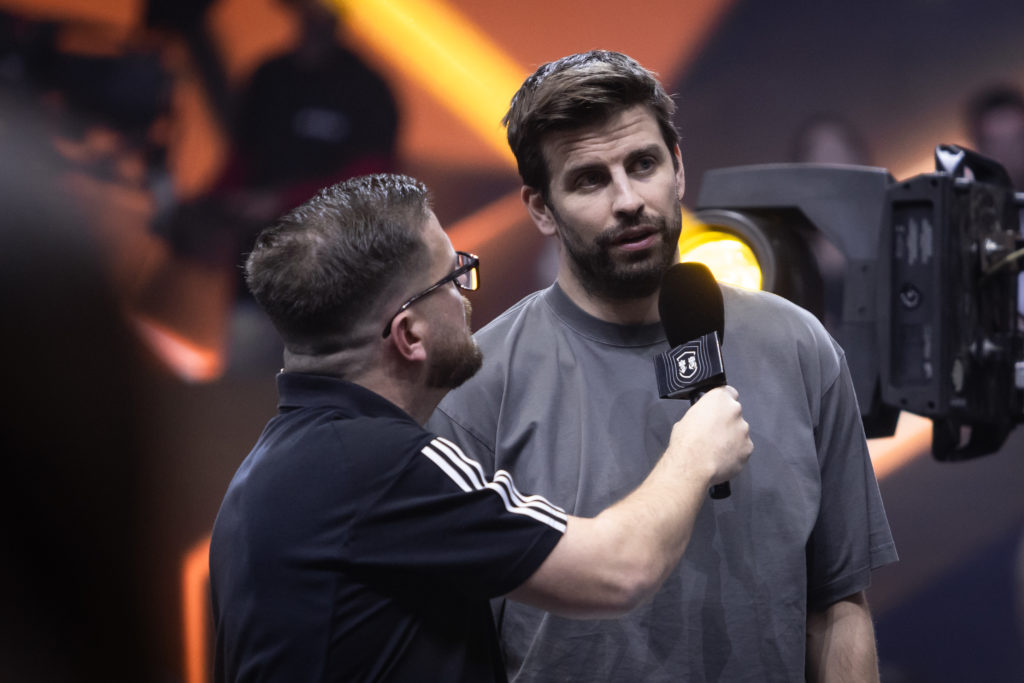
(721, 284, 847, 392)
(722, 283, 815, 318)
(722, 284, 832, 342)
(473, 288, 553, 348)
(262, 391, 432, 476)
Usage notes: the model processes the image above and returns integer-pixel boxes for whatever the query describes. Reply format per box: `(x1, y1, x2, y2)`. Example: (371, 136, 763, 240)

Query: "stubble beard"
(425, 299, 484, 389)
(554, 201, 683, 300)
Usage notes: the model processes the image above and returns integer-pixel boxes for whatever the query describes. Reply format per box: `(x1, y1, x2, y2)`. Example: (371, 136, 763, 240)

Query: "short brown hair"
(503, 50, 679, 195)
(245, 173, 431, 351)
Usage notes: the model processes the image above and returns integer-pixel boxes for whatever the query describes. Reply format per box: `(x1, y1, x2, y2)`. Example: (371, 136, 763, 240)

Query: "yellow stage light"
(678, 229, 763, 290)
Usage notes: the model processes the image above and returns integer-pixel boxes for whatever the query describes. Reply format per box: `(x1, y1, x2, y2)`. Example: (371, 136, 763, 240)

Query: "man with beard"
(209, 173, 754, 682)
(428, 52, 898, 682)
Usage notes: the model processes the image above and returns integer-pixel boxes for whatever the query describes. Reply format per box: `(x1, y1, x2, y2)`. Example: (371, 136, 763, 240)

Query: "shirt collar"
(276, 371, 416, 422)
(542, 282, 668, 347)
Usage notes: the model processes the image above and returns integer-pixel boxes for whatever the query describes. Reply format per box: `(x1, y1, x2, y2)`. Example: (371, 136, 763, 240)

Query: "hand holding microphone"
(666, 385, 751, 495)
(654, 262, 752, 499)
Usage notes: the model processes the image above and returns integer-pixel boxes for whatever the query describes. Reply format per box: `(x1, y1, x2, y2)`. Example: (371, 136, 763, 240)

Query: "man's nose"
(610, 173, 644, 218)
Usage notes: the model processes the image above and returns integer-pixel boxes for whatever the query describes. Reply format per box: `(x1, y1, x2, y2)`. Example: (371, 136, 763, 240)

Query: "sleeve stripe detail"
(492, 470, 567, 521)
(484, 480, 567, 533)
(431, 436, 487, 489)
(421, 438, 567, 533)
(434, 437, 566, 522)
(420, 444, 474, 492)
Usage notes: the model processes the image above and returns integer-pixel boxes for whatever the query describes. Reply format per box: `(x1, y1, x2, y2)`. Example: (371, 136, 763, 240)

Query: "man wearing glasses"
(209, 173, 753, 682)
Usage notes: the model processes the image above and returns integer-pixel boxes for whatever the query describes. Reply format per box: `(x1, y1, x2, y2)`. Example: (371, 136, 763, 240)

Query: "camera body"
(694, 146, 1024, 459)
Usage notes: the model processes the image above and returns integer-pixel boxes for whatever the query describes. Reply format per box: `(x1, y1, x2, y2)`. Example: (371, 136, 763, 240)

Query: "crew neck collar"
(541, 282, 668, 348)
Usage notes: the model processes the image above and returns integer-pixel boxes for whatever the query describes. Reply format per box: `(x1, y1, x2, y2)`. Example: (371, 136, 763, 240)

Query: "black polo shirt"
(210, 372, 565, 682)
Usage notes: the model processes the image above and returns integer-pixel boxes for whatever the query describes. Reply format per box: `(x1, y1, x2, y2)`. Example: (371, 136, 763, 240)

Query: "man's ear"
(673, 144, 686, 202)
(522, 185, 558, 237)
(388, 311, 428, 363)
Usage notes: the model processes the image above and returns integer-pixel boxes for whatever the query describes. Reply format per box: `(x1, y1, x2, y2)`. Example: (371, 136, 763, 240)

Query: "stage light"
(689, 206, 831, 321)
(678, 226, 762, 290)
(693, 150, 1024, 458)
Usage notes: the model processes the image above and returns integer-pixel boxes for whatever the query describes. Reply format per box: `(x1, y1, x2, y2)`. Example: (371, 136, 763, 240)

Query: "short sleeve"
(806, 350, 898, 609)
(427, 406, 497, 476)
(343, 426, 565, 600)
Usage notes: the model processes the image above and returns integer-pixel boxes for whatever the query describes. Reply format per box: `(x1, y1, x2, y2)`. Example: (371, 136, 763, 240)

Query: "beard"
(426, 298, 484, 389)
(553, 200, 682, 300)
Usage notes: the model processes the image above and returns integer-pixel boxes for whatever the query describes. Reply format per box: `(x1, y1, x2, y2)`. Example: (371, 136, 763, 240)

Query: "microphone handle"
(691, 388, 732, 500)
(709, 482, 732, 499)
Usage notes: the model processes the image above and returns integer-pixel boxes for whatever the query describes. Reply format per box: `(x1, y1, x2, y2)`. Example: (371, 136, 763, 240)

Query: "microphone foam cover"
(658, 262, 725, 347)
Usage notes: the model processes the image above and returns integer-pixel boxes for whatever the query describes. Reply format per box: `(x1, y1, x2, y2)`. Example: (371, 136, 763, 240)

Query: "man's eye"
(575, 173, 601, 189)
(634, 157, 656, 172)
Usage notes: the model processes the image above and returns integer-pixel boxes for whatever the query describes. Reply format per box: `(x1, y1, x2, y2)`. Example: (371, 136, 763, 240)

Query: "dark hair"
(965, 84, 1024, 143)
(503, 50, 679, 195)
(245, 173, 431, 350)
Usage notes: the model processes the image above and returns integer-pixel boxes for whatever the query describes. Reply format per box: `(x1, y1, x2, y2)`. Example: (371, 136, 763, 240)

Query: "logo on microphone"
(654, 331, 726, 400)
(676, 350, 698, 381)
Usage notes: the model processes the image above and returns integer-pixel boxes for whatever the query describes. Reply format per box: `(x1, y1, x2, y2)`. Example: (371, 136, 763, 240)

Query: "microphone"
(654, 262, 731, 499)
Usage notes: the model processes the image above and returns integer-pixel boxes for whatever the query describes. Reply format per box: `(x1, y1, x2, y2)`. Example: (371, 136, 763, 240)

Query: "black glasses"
(382, 251, 480, 338)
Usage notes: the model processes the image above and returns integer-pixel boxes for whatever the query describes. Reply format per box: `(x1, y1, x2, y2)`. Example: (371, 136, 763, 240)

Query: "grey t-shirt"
(428, 282, 898, 682)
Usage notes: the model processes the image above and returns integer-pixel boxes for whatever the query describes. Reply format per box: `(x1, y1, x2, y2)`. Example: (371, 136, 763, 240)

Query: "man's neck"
(354, 373, 444, 426)
(284, 345, 365, 379)
(556, 275, 661, 326)
(284, 348, 443, 426)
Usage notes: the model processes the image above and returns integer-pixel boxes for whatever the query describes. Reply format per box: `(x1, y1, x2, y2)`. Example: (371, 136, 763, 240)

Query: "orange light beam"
(133, 315, 225, 383)
(867, 412, 933, 478)
(333, 0, 525, 164)
(446, 189, 526, 251)
(182, 534, 212, 683)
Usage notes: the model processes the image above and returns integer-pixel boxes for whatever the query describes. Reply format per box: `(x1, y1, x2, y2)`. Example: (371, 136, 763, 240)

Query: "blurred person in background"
(791, 112, 874, 166)
(790, 112, 876, 330)
(157, 0, 401, 376)
(966, 84, 1024, 191)
(223, 0, 399, 214)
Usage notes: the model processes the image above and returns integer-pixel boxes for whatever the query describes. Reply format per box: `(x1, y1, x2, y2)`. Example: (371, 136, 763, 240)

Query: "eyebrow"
(627, 143, 668, 163)
(561, 143, 666, 178)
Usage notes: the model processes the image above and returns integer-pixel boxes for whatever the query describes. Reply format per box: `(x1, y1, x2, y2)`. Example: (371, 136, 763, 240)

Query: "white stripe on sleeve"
(420, 437, 567, 533)
(435, 438, 567, 524)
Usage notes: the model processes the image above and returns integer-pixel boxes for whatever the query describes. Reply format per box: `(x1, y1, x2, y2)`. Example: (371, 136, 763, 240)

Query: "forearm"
(507, 453, 711, 618)
(597, 446, 714, 598)
(805, 592, 880, 683)
(507, 386, 751, 618)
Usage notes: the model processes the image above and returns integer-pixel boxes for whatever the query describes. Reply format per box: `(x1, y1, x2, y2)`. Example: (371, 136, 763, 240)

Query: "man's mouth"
(608, 226, 659, 252)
